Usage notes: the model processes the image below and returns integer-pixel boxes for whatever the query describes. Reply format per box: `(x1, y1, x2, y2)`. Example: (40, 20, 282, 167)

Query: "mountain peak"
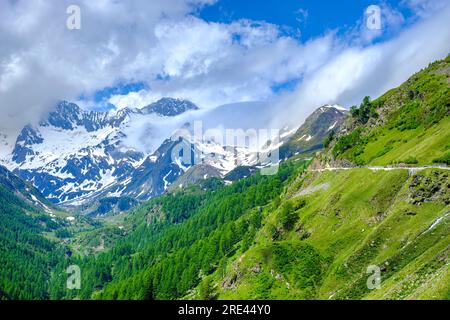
(279, 104, 347, 159)
(44, 101, 84, 130)
(320, 104, 347, 113)
(56, 100, 83, 114)
(43, 101, 112, 132)
(141, 98, 199, 117)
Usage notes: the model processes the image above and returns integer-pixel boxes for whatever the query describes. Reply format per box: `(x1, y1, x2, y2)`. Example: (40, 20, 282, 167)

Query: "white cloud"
(0, 0, 216, 132)
(0, 0, 449, 141)
(108, 18, 336, 110)
(295, 8, 309, 25)
(272, 2, 450, 129)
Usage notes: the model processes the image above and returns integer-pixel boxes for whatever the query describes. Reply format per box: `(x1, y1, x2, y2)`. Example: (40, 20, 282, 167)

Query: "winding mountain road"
(308, 165, 450, 175)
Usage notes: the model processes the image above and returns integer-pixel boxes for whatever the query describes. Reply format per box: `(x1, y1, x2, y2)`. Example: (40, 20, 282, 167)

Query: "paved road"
(308, 165, 450, 174)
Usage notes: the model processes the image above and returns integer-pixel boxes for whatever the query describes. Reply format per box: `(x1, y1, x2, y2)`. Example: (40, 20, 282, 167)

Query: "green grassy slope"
(328, 57, 450, 166)
(208, 169, 448, 300)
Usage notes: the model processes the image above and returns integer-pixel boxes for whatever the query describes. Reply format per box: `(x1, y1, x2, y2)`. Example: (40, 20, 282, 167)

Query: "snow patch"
(424, 212, 450, 234)
(328, 121, 338, 131)
(163, 170, 173, 190)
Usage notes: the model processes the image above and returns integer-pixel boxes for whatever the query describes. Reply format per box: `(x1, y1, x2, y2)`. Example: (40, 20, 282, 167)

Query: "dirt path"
(295, 182, 330, 197)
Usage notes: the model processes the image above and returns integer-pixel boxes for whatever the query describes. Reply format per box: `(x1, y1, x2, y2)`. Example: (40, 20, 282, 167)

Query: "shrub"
(350, 96, 378, 124)
(55, 229, 72, 239)
(332, 128, 364, 158)
(403, 156, 419, 165)
(432, 153, 450, 165)
(323, 131, 335, 148)
(272, 243, 324, 293)
(279, 201, 297, 231)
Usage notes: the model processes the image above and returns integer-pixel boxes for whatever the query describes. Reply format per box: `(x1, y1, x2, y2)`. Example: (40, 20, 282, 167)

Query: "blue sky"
(199, 0, 434, 44)
(200, 0, 393, 38)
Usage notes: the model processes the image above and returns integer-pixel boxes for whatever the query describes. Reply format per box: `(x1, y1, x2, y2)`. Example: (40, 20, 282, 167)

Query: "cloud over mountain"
(0, 0, 449, 139)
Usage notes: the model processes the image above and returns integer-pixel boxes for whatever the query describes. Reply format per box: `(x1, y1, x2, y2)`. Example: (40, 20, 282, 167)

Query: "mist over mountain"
(0, 98, 198, 204)
(0, 97, 302, 207)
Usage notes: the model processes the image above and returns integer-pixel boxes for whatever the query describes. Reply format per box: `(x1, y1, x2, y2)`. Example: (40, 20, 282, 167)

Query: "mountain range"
(0, 97, 346, 215)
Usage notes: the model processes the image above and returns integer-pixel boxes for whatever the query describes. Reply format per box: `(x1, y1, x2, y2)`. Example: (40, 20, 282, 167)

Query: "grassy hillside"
(205, 168, 448, 300)
(327, 56, 450, 166)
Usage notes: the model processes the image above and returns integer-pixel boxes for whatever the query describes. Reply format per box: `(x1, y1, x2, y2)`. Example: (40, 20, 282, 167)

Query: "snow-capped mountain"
(0, 164, 56, 214)
(141, 98, 199, 117)
(279, 104, 348, 159)
(0, 98, 275, 207)
(0, 98, 347, 210)
(0, 98, 200, 204)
